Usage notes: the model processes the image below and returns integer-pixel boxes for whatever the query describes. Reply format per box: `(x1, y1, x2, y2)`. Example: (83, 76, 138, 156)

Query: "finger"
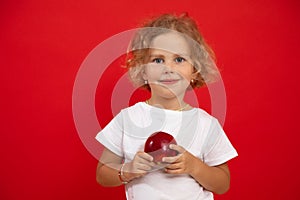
(164, 163, 181, 170)
(128, 162, 152, 173)
(169, 144, 185, 154)
(164, 168, 183, 174)
(137, 151, 154, 162)
(136, 153, 156, 167)
(164, 163, 183, 174)
(122, 163, 148, 175)
(132, 169, 148, 176)
(162, 154, 181, 163)
(136, 163, 153, 171)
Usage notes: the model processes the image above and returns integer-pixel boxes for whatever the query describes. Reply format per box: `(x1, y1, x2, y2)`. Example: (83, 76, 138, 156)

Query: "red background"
(1, 0, 300, 199)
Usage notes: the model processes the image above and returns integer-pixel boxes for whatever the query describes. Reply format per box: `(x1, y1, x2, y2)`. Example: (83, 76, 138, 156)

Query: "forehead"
(149, 32, 190, 56)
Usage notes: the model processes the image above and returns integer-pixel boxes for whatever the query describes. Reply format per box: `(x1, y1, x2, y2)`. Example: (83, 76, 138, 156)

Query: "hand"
(162, 144, 199, 175)
(123, 151, 155, 180)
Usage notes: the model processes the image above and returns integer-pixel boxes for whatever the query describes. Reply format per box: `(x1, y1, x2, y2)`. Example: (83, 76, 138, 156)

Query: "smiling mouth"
(158, 79, 180, 85)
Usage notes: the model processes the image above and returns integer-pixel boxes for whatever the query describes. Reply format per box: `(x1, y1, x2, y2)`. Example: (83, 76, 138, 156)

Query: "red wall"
(1, 0, 300, 199)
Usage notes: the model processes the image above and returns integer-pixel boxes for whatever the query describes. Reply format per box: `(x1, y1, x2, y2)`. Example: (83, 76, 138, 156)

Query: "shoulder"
(193, 107, 216, 121)
(191, 107, 222, 129)
(119, 102, 147, 114)
(117, 102, 148, 122)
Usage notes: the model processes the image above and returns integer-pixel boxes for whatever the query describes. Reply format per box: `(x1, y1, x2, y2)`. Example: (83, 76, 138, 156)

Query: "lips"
(158, 79, 180, 84)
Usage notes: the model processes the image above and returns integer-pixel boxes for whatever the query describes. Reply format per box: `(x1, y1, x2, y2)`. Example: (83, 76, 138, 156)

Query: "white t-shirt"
(96, 102, 238, 200)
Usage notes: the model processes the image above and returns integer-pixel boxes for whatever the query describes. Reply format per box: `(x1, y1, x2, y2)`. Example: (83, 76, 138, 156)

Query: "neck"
(146, 96, 189, 111)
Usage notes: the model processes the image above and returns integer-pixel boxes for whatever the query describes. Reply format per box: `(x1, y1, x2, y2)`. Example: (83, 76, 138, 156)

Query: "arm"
(163, 144, 230, 194)
(96, 148, 155, 187)
(96, 148, 123, 186)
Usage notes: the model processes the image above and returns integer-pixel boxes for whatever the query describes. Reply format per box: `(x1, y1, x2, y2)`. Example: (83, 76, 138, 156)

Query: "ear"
(191, 68, 200, 80)
(142, 67, 148, 81)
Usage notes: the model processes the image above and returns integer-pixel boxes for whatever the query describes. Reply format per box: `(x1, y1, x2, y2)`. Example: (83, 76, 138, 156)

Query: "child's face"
(143, 32, 196, 99)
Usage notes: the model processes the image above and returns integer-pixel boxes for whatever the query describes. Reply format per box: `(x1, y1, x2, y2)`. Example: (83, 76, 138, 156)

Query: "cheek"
(178, 68, 194, 80)
(145, 67, 163, 80)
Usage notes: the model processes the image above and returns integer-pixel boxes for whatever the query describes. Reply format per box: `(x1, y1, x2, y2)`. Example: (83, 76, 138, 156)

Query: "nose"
(163, 60, 175, 73)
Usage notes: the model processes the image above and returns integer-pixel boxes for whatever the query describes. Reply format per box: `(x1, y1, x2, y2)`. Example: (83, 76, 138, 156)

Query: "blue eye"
(175, 57, 186, 63)
(152, 58, 164, 64)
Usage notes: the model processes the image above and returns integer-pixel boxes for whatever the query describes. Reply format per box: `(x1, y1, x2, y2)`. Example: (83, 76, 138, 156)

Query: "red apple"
(144, 131, 178, 164)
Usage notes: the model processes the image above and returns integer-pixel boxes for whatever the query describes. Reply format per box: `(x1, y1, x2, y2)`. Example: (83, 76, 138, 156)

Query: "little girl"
(96, 13, 238, 200)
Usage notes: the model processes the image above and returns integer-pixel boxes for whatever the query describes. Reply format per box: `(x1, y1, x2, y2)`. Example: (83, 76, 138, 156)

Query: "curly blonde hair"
(126, 13, 219, 90)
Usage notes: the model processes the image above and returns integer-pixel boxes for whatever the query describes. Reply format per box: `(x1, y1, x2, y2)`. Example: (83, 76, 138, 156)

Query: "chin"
(151, 85, 187, 99)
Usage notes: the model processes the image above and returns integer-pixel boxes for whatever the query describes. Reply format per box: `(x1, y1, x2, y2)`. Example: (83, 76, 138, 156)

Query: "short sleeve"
(202, 118, 238, 166)
(95, 112, 124, 157)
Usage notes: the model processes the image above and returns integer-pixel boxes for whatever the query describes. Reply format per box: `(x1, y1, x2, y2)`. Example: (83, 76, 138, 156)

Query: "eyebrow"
(149, 53, 190, 58)
(149, 54, 165, 58)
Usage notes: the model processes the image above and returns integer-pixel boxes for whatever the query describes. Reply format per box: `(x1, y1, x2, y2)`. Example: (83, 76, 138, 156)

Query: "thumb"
(169, 144, 185, 154)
